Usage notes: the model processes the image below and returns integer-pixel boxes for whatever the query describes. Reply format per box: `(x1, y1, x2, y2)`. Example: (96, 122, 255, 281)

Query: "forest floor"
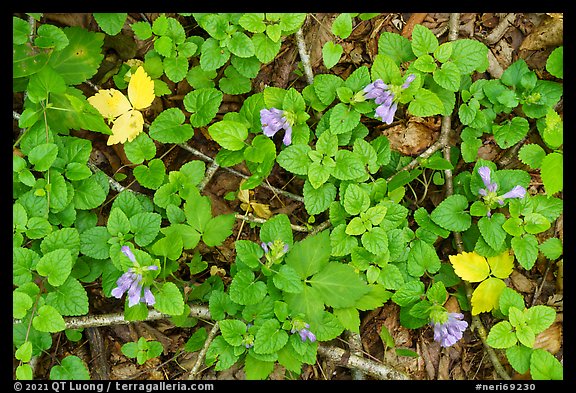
(14, 12, 563, 381)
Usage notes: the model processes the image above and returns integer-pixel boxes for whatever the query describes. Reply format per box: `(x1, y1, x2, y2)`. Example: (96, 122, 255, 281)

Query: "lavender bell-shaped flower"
(291, 322, 316, 343)
(477, 166, 527, 209)
(431, 312, 468, 348)
(111, 245, 158, 307)
(363, 74, 416, 125)
(260, 108, 292, 146)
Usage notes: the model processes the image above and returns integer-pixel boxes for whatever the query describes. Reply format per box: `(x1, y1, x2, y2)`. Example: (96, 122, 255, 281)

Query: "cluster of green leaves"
(205, 215, 387, 379)
(486, 287, 562, 379)
(121, 337, 164, 365)
(13, 13, 563, 381)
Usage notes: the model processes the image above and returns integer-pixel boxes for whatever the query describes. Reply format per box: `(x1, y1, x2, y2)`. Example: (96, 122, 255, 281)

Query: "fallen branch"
(295, 24, 314, 85)
(482, 13, 517, 45)
(15, 307, 410, 380)
(187, 322, 220, 380)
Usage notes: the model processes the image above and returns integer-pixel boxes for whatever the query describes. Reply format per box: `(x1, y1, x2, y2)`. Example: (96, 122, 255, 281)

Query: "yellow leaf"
(107, 110, 144, 145)
(471, 277, 506, 315)
(238, 188, 251, 204)
(87, 89, 131, 121)
(449, 251, 490, 282)
(128, 66, 155, 110)
(487, 250, 514, 279)
(252, 202, 272, 219)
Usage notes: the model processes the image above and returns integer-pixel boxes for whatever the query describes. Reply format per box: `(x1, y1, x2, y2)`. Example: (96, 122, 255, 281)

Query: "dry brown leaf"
(509, 270, 535, 293)
(238, 185, 272, 219)
(520, 15, 563, 50)
(534, 323, 562, 354)
(380, 116, 441, 156)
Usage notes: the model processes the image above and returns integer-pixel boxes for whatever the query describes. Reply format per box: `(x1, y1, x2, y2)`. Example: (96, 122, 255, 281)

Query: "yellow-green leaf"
(449, 251, 490, 282)
(471, 277, 506, 315)
(487, 250, 514, 279)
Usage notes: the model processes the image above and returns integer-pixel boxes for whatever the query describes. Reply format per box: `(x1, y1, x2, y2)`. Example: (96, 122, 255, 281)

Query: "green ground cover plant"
(13, 12, 563, 381)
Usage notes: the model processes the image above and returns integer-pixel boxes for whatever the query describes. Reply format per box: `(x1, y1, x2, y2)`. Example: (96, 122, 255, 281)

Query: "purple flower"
(402, 74, 416, 89)
(260, 108, 292, 146)
(291, 323, 316, 343)
(111, 245, 158, 307)
(431, 312, 468, 348)
(363, 75, 415, 125)
(477, 166, 527, 207)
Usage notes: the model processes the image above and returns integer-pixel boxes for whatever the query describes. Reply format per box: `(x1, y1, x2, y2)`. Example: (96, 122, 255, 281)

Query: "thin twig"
(235, 213, 311, 233)
(187, 322, 220, 380)
(482, 13, 517, 45)
(178, 143, 304, 203)
(295, 25, 314, 85)
(344, 331, 365, 380)
(198, 160, 220, 192)
(442, 13, 511, 381)
(14, 307, 409, 380)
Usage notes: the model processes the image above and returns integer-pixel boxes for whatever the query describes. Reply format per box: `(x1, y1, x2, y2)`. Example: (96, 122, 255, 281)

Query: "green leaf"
(407, 239, 441, 277)
(506, 345, 532, 374)
(539, 237, 562, 260)
(254, 319, 289, 354)
(546, 46, 563, 79)
(511, 235, 539, 270)
(208, 120, 248, 151)
(378, 32, 414, 65)
(252, 32, 281, 63)
(131, 21, 152, 40)
(540, 152, 563, 196)
(330, 103, 360, 135)
(47, 26, 104, 85)
(408, 88, 444, 117)
(93, 13, 127, 35)
(149, 108, 194, 144)
(530, 349, 563, 380)
(478, 213, 507, 250)
(28, 143, 58, 172)
(276, 144, 312, 175)
(333, 150, 366, 180)
(73, 173, 108, 210)
(430, 194, 471, 232)
(523, 212, 550, 234)
(200, 37, 230, 71)
(25, 217, 52, 240)
(130, 212, 162, 247)
(203, 214, 235, 246)
(361, 227, 389, 256)
(229, 269, 267, 305)
(150, 235, 183, 261)
(303, 180, 336, 215)
(343, 184, 370, 216)
(332, 13, 353, 38)
(493, 117, 530, 149)
(15, 341, 33, 363)
(499, 287, 525, 317)
(219, 65, 252, 95)
(107, 208, 131, 237)
(124, 133, 156, 164)
(518, 144, 546, 169)
(286, 230, 331, 279)
(260, 214, 293, 246)
(313, 74, 344, 105)
(133, 159, 166, 190)
(32, 304, 66, 333)
(322, 41, 343, 69)
(79, 226, 111, 259)
(411, 24, 438, 57)
(392, 280, 424, 307)
(433, 62, 461, 92)
(310, 262, 369, 308)
(49, 355, 90, 380)
(413, 54, 437, 73)
(449, 39, 488, 74)
(239, 13, 266, 33)
(13, 291, 33, 320)
(228, 31, 255, 58)
(525, 305, 556, 335)
(36, 249, 73, 287)
(45, 277, 88, 316)
(273, 265, 304, 293)
(486, 321, 517, 349)
(164, 55, 189, 82)
(219, 319, 247, 346)
(154, 282, 184, 316)
(183, 88, 223, 127)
